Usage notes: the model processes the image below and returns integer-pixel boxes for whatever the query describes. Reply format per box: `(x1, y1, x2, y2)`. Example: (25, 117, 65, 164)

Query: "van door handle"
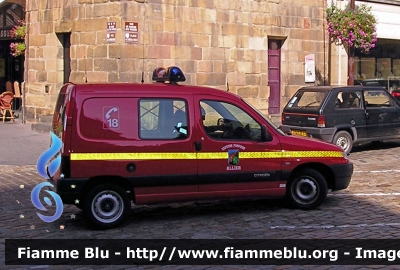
(195, 142, 202, 151)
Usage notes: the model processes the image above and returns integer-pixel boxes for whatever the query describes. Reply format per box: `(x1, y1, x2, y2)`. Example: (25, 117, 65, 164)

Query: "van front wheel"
(287, 169, 327, 209)
(84, 184, 131, 229)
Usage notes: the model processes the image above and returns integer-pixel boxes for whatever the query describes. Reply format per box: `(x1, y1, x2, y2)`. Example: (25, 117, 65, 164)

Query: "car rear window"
(286, 90, 328, 109)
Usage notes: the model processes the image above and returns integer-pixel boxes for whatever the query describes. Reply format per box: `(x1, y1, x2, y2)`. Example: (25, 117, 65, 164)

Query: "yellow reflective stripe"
(282, 151, 343, 158)
(197, 152, 227, 159)
(240, 152, 282, 159)
(70, 151, 342, 161)
(70, 153, 197, 160)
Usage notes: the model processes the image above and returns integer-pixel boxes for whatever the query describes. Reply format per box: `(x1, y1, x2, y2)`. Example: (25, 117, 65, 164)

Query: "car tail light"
(281, 113, 285, 124)
(392, 91, 400, 97)
(317, 115, 325, 127)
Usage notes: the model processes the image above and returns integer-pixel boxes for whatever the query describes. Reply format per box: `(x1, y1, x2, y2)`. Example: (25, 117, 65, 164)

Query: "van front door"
(194, 96, 283, 196)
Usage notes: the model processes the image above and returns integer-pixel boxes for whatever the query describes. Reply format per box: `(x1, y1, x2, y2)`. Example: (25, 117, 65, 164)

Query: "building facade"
(17, 0, 327, 119)
(0, 1, 25, 92)
(329, 0, 400, 89)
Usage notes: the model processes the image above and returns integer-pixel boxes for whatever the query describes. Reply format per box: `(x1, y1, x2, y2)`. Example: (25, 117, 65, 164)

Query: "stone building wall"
(24, 0, 327, 117)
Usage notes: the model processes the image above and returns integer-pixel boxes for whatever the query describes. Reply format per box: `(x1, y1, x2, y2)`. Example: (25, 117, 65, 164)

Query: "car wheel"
(287, 168, 327, 209)
(84, 184, 131, 229)
(333, 131, 353, 154)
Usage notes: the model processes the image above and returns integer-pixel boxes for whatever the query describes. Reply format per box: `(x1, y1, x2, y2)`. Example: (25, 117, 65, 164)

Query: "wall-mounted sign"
(0, 29, 11, 39)
(124, 22, 139, 44)
(106, 22, 116, 43)
(305, 54, 315, 83)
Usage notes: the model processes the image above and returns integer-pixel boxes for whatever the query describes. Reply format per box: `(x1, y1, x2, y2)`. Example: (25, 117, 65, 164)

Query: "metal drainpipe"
(22, 11, 29, 124)
(347, 0, 355, 86)
(323, 0, 326, 85)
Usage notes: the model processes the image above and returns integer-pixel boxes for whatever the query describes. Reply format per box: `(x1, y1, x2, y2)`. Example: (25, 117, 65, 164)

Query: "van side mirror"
(279, 125, 292, 135)
(261, 125, 273, 141)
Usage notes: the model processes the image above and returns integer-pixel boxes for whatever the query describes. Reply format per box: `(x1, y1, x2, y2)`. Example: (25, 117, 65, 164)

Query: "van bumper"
(281, 125, 336, 143)
(48, 177, 87, 205)
(329, 162, 353, 191)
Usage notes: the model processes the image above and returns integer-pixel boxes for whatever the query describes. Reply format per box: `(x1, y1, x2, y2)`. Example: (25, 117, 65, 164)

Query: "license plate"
(291, 130, 307, 137)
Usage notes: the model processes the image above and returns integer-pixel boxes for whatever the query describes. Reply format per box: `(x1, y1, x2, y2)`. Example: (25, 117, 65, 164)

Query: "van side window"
(200, 100, 262, 140)
(139, 99, 188, 140)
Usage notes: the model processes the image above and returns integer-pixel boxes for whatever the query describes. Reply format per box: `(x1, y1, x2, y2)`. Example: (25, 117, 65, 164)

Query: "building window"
(355, 38, 400, 92)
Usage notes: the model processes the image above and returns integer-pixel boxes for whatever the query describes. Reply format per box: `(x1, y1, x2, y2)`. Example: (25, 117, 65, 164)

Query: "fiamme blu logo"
(31, 132, 63, 223)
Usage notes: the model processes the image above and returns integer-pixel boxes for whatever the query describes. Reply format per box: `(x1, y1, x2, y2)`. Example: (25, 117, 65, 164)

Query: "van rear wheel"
(333, 131, 352, 154)
(84, 184, 130, 229)
(287, 168, 327, 209)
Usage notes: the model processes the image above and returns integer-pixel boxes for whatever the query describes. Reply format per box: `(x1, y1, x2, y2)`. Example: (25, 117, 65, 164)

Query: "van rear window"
(53, 85, 73, 138)
(286, 91, 328, 109)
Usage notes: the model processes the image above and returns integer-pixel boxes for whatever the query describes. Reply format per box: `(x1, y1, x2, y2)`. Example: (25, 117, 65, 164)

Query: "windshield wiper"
(299, 101, 319, 109)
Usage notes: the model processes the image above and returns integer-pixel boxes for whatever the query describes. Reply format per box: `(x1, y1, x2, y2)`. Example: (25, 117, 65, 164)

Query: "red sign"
(124, 22, 139, 44)
(124, 22, 138, 32)
(107, 22, 116, 43)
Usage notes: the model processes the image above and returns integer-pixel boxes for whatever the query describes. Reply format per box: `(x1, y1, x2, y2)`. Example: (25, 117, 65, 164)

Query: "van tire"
(287, 168, 327, 209)
(84, 184, 131, 229)
(333, 131, 353, 154)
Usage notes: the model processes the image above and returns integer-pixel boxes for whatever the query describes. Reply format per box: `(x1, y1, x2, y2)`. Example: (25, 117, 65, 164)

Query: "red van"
(51, 67, 353, 229)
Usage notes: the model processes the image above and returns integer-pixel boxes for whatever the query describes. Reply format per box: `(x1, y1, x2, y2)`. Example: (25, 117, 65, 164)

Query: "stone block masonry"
(24, 0, 327, 116)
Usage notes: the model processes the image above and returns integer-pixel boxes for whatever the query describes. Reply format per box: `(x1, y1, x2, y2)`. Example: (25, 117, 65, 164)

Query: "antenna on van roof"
(222, 26, 229, 92)
(141, 9, 146, 84)
(84, 57, 88, 83)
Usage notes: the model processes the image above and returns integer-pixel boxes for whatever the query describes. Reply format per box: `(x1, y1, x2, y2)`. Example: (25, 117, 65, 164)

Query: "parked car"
(356, 78, 400, 101)
(281, 86, 400, 154)
(392, 89, 400, 101)
(51, 67, 353, 229)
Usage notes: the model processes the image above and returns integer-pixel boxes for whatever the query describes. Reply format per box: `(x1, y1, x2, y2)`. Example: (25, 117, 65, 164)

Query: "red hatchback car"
(51, 67, 353, 229)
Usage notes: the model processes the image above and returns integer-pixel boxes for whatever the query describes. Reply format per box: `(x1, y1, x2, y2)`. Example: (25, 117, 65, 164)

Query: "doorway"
(0, 3, 24, 93)
(268, 40, 282, 115)
(57, 33, 71, 84)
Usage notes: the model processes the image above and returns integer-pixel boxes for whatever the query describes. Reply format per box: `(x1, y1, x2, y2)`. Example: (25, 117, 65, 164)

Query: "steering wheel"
(221, 125, 235, 138)
(245, 124, 251, 134)
(234, 125, 251, 139)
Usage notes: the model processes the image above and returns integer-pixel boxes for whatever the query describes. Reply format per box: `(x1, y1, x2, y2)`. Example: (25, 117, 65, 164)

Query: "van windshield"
(286, 90, 328, 109)
(241, 98, 285, 135)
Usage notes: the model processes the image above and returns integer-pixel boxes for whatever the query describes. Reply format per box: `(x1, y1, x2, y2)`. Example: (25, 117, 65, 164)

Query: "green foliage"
(327, 4, 377, 52)
(10, 20, 26, 57)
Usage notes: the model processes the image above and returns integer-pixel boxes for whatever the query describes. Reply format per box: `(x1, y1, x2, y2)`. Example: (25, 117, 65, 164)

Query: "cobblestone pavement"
(0, 120, 50, 165)
(1, 122, 400, 269)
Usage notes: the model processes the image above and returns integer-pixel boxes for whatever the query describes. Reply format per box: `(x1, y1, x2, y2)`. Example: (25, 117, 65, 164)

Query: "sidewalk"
(0, 118, 50, 165)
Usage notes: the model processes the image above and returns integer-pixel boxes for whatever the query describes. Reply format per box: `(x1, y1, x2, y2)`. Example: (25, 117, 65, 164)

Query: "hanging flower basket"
(327, 4, 377, 52)
(10, 20, 26, 57)
(10, 42, 26, 57)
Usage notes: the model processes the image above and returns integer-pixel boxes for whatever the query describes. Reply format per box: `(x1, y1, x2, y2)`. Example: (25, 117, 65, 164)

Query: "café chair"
(5, 81, 12, 93)
(0, 91, 15, 122)
(13, 81, 22, 111)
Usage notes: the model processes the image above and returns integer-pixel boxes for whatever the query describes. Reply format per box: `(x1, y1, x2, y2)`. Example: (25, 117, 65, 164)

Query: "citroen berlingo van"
(51, 67, 353, 229)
